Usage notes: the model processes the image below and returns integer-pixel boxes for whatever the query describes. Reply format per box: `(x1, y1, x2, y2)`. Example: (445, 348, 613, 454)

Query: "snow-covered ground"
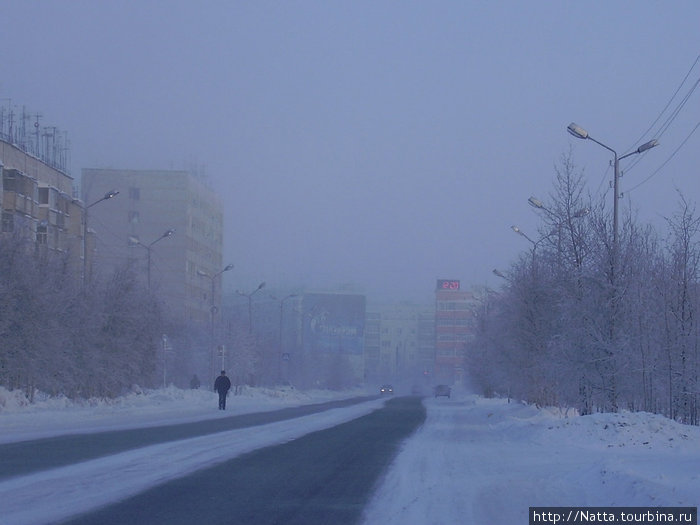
(362, 387, 700, 524)
(1, 385, 698, 525)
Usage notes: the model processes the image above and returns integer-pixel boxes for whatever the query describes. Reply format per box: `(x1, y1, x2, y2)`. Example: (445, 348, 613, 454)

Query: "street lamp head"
(223, 264, 234, 272)
(636, 139, 658, 154)
(492, 268, 506, 279)
(567, 122, 588, 140)
(163, 229, 175, 237)
(511, 225, 521, 234)
(528, 196, 544, 209)
(258, 281, 266, 290)
(197, 269, 209, 278)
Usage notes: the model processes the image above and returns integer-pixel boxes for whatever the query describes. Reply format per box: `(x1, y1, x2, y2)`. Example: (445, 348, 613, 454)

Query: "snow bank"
(362, 393, 700, 525)
(0, 384, 370, 444)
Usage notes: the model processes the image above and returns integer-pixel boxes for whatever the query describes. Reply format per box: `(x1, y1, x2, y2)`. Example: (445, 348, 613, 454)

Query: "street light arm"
(149, 228, 175, 247)
(87, 190, 119, 208)
(567, 123, 617, 155)
(529, 196, 589, 220)
(511, 225, 537, 246)
(528, 196, 559, 220)
(586, 135, 617, 157)
(238, 281, 265, 298)
(620, 139, 659, 160)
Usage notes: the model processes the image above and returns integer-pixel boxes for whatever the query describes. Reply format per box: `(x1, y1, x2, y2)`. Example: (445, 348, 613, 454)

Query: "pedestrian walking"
(214, 370, 231, 410)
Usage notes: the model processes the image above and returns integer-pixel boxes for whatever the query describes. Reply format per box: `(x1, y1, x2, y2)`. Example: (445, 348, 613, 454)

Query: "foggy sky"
(2, 1, 699, 303)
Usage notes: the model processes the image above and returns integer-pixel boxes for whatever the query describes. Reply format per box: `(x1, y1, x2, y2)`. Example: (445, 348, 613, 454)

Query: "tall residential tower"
(81, 168, 224, 323)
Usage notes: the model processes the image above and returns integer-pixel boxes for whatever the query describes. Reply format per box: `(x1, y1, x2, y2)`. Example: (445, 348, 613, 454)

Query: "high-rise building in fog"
(81, 168, 224, 323)
(364, 301, 435, 389)
(434, 279, 475, 384)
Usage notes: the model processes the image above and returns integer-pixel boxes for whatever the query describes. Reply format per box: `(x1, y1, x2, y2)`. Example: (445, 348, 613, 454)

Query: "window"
(3, 172, 16, 192)
(36, 224, 48, 245)
(38, 187, 49, 205)
(1, 212, 13, 232)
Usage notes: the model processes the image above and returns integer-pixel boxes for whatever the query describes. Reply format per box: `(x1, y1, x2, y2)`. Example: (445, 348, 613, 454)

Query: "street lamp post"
(567, 123, 658, 411)
(82, 190, 119, 284)
(511, 224, 546, 268)
(129, 229, 175, 289)
(271, 294, 298, 382)
(566, 123, 658, 256)
(237, 282, 266, 335)
(198, 263, 234, 379)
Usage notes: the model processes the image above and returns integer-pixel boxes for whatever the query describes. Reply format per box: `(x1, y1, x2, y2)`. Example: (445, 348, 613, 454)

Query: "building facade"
(1, 139, 82, 272)
(434, 279, 475, 384)
(364, 301, 435, 391)
(81, 168, 224, 323)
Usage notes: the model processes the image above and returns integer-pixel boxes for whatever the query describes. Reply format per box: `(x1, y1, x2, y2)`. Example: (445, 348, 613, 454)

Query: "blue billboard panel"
(302, 293, 366, 355)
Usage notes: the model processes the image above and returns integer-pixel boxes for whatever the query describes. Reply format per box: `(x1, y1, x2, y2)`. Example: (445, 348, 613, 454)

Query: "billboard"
(302, 293, 366, 355)
(436, 279, 460, 291)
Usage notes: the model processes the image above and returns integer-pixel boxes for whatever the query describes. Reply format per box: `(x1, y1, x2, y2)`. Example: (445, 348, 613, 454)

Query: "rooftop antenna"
(33, 113, 42, 157)
(7, 105, 15, 143)
(0, 98, 10, 139)
(18, 105, 30, 149)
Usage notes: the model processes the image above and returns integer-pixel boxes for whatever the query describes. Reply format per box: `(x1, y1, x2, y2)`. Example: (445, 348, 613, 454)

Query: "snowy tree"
(468, 156, 700, 426)
(0, 236, 166, 400)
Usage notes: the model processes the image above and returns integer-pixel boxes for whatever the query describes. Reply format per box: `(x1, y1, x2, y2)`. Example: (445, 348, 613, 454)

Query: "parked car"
(380, 384, 394, 395)
(434, 384, 451, 398)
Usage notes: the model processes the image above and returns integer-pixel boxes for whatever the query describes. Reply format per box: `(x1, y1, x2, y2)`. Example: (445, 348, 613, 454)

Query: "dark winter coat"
(214, 375, 231, 394)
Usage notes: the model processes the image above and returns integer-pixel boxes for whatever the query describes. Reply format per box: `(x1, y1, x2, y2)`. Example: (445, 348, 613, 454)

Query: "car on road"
(434, 384, 451, 398)
(380, 384, 394, 395)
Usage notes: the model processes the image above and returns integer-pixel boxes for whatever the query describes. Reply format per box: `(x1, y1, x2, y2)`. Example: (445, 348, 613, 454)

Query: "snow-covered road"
(0, 397, 385, 525)
(1, 386, 698, 525)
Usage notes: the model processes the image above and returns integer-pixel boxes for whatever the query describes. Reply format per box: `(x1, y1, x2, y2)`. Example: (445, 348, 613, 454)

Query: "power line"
(624, 74, 700, 174)
(616, 54, 700, 194)
(626, 53, 700, 152)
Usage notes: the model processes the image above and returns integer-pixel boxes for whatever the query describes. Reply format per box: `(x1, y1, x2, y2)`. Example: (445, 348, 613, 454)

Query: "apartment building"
(1, 139, 82, 272)
(81, 168, 224, 323)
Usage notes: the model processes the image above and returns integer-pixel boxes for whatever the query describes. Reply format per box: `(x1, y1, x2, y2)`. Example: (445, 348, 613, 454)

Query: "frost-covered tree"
(468, 155, 700, 425)
(661, 194, 700, 423)
(0, 236, 166, 400)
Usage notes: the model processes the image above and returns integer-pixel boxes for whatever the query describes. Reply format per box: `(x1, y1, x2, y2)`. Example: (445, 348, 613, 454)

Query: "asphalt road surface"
(0, 395, 376, 480)
(62, 396, 426, 525)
